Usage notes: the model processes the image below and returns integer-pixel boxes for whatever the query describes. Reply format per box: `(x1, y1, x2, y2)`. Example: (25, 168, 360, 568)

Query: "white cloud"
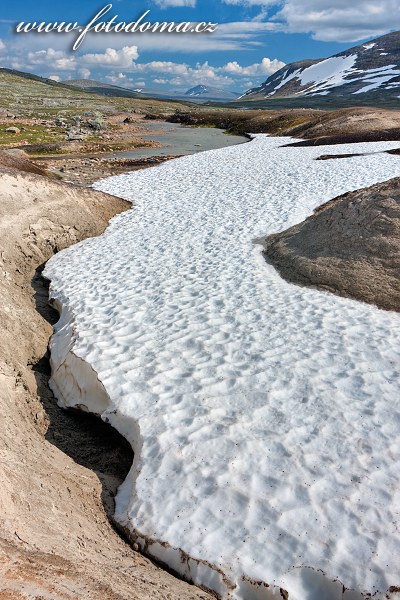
(0, 39, 5, 52)
(153, 0, 196, 6)
(81, 46, 139, 67)
(105, 72, 127, 82)
(78, 67, 91, 79)
(220, 0, 400, 42)
(139, 61, 189, 75)
(222, 57, 285, 76)
(24, 46, 139, 74)
(27, 48, 77, 71)
(105, 73, 147, 88)
(217, 21, 277, 35)
(49, 75, 60, 82)
(273, 0, 400, 41)
(103, 56, 283, 90)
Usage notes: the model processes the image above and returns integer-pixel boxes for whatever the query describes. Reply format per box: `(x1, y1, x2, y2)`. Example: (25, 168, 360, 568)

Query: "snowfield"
(44, 136, 400, 600)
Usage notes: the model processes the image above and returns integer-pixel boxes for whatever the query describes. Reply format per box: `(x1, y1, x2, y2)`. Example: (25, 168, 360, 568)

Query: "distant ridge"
(185, 85, 239, 100)
(67, 79, 147, 99)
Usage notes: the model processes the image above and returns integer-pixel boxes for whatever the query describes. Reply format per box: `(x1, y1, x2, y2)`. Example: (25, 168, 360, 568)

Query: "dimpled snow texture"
(44, 136, 400, 599)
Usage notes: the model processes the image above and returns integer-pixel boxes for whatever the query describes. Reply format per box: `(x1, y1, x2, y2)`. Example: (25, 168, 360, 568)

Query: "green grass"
(0, 123, 65, 146)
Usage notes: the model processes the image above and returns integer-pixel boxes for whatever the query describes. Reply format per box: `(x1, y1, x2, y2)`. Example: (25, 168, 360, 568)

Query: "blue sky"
(0, 0, 399, 92)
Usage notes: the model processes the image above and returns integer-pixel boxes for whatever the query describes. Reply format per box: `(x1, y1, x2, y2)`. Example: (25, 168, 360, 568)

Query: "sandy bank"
(0, 165, 212, 599)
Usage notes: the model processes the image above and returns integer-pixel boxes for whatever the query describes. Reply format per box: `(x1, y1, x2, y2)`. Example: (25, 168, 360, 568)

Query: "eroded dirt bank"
(0, 165, 212, 599)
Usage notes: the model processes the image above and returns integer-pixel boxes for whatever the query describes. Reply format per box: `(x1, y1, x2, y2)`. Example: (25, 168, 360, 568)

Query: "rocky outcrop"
(0, 165, 212, 600)
(264, 177, 400, 312)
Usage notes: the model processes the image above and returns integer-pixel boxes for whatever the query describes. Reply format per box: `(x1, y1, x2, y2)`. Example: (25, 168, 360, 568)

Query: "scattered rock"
(5, 126, 20, 134)
(86, 118, 105, 131)
(66, 129, 85, 141)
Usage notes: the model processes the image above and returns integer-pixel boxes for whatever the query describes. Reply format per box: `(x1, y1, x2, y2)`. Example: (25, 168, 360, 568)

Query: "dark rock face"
(263, 177, 400, 312)
(243, 31, 400, 100)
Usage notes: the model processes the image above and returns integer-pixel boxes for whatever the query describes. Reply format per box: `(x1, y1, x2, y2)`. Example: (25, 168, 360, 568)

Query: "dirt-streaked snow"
(44, 136, 400, 600)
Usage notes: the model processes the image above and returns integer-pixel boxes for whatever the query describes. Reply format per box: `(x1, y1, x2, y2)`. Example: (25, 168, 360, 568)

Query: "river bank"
(32, 121, 248, 185)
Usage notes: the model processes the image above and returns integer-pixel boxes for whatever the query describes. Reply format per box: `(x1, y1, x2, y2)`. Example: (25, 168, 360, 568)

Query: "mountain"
(67, 79, 183, 100)
(241, 31, 400, 101)
(67, 80, 240, 103)
(185, 85, 239, 100)
(67, 79, 147, 99)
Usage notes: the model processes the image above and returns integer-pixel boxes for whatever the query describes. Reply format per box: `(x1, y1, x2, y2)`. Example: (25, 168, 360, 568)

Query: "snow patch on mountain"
(297, 54, 358, 94)
(242, 31, 400, 100)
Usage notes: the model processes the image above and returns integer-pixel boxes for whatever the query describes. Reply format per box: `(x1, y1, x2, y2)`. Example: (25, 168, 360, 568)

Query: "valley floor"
(44, 136, 400, 599)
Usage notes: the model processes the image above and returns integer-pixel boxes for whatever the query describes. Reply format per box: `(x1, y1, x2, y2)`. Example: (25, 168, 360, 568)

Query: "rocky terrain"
(0, 68, 184, 159)
(35, 154, 182, 185)
(0, 158, 213, 600)
(263, 177, 400, 312)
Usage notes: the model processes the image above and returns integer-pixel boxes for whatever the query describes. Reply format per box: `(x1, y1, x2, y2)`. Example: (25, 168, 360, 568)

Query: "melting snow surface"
(353, 65, 400, 94)
(267, 55, 358, 96)
(44, 137, 400, 600)
(298, 54, 357, 91)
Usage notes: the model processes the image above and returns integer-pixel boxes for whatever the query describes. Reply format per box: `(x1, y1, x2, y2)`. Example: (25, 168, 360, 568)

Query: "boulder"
(5, 126, 20, 134)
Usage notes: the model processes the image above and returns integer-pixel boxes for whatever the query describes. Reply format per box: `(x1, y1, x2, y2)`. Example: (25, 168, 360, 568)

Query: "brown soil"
(285, 128, 400, 146)
(0, 165, 212, 600)
(263, 177, 400, 312)
(34, 154, 182, 185)
(0, 149, 51, 177)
